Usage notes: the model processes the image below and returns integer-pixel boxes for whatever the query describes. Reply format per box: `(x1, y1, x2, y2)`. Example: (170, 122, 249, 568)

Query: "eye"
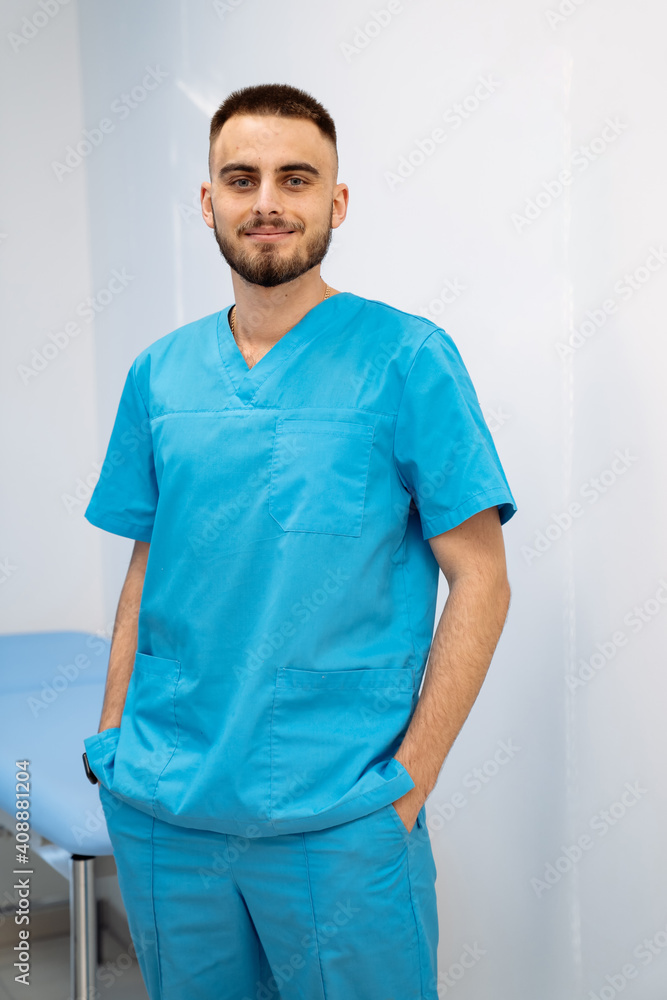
(232, 177, 253, 188)
(286, 177, 306, 187)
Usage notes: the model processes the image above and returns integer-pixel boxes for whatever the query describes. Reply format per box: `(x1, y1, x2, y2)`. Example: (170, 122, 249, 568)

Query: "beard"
(211, 204, 334, 288)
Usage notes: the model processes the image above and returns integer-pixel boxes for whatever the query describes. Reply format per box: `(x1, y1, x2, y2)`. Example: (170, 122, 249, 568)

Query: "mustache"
(238, 221, 305, 234)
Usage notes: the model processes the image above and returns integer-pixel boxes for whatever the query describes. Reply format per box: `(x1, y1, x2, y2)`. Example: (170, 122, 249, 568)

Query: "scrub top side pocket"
(269, 665, 415, 824)
(269, 417, 374, 537)
(112, 652, 182, 814)
(83, 726, 121, 791)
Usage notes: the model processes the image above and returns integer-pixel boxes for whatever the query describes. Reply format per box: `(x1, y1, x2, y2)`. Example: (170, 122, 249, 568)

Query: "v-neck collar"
(216, 291, 360, 406)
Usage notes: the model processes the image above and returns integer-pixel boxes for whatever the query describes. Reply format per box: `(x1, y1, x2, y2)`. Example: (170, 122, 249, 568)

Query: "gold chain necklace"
(230, 282, 331, 337)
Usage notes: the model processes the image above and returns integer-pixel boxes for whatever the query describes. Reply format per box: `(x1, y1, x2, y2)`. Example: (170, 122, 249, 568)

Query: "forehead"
(212, 114, 334, 173)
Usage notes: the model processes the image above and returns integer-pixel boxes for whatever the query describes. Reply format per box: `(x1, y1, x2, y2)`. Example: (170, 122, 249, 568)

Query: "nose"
(250, 178, 285, 218)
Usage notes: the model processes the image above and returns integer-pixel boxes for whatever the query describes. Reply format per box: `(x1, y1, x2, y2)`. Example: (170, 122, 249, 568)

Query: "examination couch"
(0, 630, 112, 1000)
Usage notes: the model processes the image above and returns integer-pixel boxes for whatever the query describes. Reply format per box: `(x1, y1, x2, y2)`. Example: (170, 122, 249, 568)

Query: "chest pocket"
(269, 417, 374, 537)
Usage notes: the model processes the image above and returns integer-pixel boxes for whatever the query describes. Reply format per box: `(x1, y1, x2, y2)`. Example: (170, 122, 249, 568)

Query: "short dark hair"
(208, 83, 338, 177)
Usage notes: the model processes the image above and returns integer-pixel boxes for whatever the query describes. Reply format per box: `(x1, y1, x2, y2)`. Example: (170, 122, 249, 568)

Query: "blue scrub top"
(83, 292, 517, 836)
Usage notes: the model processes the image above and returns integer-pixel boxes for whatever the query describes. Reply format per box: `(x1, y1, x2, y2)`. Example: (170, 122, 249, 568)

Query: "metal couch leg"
(70, 855, 97, 1000)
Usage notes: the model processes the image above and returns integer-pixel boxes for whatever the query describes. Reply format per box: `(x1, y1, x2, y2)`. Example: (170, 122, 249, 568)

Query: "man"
(82, 82, 516, 1000)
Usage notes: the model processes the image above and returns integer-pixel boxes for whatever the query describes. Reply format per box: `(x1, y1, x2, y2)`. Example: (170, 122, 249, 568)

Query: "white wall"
(3, 0, 666, 996)
(1, 0, 105, 632)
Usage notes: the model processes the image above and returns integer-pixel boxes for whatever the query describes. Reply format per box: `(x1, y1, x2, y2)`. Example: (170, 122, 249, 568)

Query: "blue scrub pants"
(98, 784, 439, 999)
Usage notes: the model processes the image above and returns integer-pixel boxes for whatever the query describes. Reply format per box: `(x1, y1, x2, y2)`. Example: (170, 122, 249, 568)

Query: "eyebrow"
(218, 161, 321, 179)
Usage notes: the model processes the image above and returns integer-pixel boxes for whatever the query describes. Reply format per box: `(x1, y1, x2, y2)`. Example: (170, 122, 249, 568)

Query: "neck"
(230, 272, 338, 347)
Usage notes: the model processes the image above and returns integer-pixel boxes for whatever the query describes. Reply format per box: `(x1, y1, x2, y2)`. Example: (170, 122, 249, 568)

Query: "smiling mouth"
(244, 230, 297, 241)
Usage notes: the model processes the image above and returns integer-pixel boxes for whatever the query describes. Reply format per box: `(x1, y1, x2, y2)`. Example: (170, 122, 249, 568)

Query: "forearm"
(98, 540, 149, 732)
(395, 570, 511, 798)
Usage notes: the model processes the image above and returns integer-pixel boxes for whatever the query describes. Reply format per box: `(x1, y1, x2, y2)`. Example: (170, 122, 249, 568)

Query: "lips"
(246, 228, 295, 235)
(244, 229, 296, 241)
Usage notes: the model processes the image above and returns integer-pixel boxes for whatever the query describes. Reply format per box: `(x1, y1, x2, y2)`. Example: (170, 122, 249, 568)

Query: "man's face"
(202, 114, 347, 288)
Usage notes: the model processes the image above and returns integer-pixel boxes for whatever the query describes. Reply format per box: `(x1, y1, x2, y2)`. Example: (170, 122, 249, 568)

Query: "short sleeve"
(84, 361, 158, 542)
(393, 329, 517, 540)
